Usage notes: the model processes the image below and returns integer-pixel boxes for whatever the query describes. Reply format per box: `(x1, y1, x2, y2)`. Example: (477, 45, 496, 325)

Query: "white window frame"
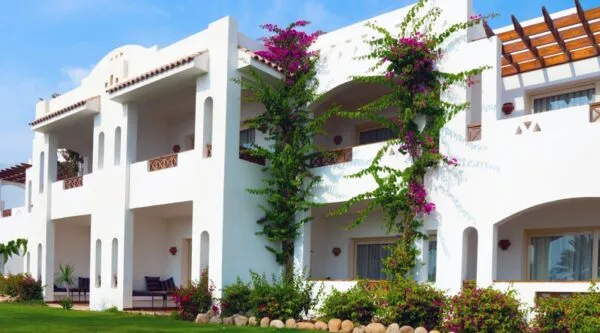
(525, 227, 600, 281)
(352, 237, 394, 280)
(528, 82, 598, 114)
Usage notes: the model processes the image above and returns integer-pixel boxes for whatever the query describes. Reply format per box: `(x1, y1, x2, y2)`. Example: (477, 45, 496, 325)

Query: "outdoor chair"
(132, 276, 176, 309)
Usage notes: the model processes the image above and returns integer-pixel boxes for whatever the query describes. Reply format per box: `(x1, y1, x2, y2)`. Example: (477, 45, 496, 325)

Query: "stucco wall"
(310, 208, 387, 280)
(54, 220, 91, 283)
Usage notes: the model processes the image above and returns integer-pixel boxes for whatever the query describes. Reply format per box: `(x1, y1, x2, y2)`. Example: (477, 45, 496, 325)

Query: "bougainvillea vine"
(240, 21, 331, 280)
(333, 0, 492, 279)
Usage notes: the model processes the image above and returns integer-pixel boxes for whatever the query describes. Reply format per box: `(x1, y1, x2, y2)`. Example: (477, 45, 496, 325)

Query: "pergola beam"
(575, 0, 600, 56)
(511, 15, 545, 67)
(542, 6, 572, 61)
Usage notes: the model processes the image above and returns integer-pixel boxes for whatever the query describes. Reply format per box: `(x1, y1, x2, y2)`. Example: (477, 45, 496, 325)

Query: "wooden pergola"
(484, 0, 600, 77)
(0, 163, 31, 184)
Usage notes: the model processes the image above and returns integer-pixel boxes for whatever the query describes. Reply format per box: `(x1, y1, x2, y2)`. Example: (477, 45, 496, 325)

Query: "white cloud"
(61, 67, 90, 87)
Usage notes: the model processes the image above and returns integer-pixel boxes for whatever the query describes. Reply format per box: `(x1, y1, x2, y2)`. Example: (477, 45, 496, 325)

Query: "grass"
(0, 303, 312, 333)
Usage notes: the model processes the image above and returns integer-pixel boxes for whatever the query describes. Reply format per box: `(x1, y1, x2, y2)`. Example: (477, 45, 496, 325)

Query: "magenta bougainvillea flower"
(255, 21, 323, 84)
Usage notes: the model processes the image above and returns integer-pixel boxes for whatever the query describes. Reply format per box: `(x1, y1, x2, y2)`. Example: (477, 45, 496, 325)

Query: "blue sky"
(0, 0, 593, 170)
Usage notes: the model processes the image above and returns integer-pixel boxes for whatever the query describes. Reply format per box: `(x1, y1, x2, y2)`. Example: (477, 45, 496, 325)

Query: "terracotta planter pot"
(502, 102, 514, 115)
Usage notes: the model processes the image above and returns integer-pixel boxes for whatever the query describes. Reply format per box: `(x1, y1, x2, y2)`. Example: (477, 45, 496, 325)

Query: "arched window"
(37, 243, 43, 281)
(95, 239, 102, 288)
(200, 231, 210, 273)
(462, 227, 478, 283)
(114, 127, 121, 166)
(203, 97, 213, 158)
(39, 152, 45, 193)
(111, 238, 118, 288)
(27, 181, 32, 213)
(98, 132, 105, 170)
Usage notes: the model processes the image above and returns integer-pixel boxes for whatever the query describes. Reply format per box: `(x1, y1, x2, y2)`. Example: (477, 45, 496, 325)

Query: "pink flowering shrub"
(171, 269, 215, 321)
(443, 287, 528, 333)
(373, 279, 446, 329)
(255, 21, 322, 84)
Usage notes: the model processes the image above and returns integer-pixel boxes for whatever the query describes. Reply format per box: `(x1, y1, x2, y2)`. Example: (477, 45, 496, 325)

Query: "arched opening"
(37, 243, 42, 281)
(26, 252, 31, 273)
(95, 239, 102, 288)
(462, 227, 478, 284)
(202, 97, 213, 158)
(111, 238, 118, 288)
(39, 152, 45, 193)
(114, 127, 121, 166)
(200, 231, 209, 273)
(98, 132, 105, 170)
(27, 181, 32, 213)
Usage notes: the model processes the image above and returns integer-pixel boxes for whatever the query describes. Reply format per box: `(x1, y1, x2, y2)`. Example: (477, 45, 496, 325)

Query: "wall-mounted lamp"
(169, 246, 178, 256)
(498, 239, 511, 251)
(332, 247, 341, 257)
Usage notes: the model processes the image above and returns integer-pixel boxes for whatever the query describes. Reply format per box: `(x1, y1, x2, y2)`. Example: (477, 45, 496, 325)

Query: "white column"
(0, 180, 4, 212)
(476, 224, 497, 287)
(435, 224, 463, 295)
(293, 213, 312, 275)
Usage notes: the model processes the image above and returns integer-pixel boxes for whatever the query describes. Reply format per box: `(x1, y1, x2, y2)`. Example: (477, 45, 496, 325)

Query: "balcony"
(312, 142, 410, 204)
(129, 150, 196, 209)
(51, 174, 92, 220)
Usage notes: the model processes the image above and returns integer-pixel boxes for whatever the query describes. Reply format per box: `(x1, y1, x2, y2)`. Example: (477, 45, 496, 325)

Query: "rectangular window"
(355, 241, 391, 280)
(428, 237, 437, 282)
(359, 128, 395, 145)
(240, 128, 255, 148)
(533, 87, 595, 113)
(529, 232, 594, 281)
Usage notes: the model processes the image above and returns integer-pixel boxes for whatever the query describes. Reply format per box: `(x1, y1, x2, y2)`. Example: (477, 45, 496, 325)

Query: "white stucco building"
(1, 0, 600, 311)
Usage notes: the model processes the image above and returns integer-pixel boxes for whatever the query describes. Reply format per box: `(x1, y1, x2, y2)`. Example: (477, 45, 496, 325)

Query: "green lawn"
(0, 303, 308, 333)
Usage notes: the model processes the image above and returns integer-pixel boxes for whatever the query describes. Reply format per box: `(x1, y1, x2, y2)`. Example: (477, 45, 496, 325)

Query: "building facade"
(1, 0, 600, 311)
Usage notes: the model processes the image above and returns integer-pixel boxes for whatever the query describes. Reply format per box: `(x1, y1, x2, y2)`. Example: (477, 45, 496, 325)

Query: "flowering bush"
(320, 281, 376, 325)
(373, 279, 445, 329)
(221, 278, 252, 317)
(443, 287, 528, 333)
(0, 274, 43, 301)
(248, 272, 320, 320)
(533, 286, 600, 332)
(171, 269, 214, 321)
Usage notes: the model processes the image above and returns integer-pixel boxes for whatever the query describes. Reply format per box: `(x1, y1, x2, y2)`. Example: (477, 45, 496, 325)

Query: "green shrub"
(443, 286, 528, 333)
(533, 286, 600, 332)
(373, 279, 445, 329)
(172, 269, 214, 321)
(320, 281, 376, 325)
(221, 278, 252, 316)
(60, 297, 73, 310)
(248, 272, 320, 320)
(0, 274, 43, 301)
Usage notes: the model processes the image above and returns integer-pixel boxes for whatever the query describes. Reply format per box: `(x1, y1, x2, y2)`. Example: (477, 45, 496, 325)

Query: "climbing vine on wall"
(240, 21, 331, 279)
(333, 0, 492, 279)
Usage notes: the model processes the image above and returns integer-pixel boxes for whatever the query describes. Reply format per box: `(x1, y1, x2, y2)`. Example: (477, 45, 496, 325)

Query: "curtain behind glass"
(356, 243, 391, 280)
(533, 88, 595, 113)
(240, 129, 255, 148)
(530, 234, 593, 281)
(428, 240, 437, 282)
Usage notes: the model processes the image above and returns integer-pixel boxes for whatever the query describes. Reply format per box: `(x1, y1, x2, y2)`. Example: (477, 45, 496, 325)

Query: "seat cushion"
(161, 277, 176, 291)
(79, 277, 90, 289)
(145, 276, 162, 292)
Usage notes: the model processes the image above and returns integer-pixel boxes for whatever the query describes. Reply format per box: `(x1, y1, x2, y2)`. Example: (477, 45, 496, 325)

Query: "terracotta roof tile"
(106, 52, 203, 94)
(239, 47, 284, 73)
(29, 96, 99, 127)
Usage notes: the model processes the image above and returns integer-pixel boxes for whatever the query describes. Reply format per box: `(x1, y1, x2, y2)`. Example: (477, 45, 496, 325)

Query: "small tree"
(0, 239, 28, 265)
(55, 264, 76, 295)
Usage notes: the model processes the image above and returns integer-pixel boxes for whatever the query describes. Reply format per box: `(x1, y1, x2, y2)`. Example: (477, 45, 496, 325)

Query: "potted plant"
(502, 102, 514, 115)
(55, 263, 75, 309)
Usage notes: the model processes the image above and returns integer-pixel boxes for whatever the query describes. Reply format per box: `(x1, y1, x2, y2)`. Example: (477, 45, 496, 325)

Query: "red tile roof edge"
(106, 52, 204, 94)
(0, 163, 31, 184)
(29, 96, 100, 127)
(239, 47, 284, 73)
